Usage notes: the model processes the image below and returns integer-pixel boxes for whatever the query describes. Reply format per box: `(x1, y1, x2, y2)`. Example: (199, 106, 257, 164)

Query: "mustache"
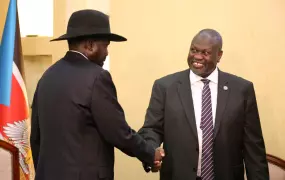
(190, 59, 205, 63)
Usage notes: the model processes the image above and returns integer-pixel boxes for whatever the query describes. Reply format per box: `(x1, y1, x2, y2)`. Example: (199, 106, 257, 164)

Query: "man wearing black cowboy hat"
(30, 9, 164, 180)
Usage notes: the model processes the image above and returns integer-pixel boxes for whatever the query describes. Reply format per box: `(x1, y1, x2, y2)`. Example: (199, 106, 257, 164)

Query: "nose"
(194, 53, 203, 60)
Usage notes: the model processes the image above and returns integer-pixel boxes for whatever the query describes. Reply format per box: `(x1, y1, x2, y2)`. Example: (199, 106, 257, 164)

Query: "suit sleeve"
(30, 84, 40, 170)
(138, 80, 165, 172)
(243, 82, 269, 180)
(138, 80, 165, 149)
(91, 70, 155, 165)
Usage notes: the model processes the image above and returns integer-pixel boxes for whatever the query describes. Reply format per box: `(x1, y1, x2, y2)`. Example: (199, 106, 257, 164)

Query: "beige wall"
(0, 0, 9, 39)
(0, 0, 53, 109)
(110, 0, 285, 179)
(0, 0, 109, 104)
(1, 0, 285, 180)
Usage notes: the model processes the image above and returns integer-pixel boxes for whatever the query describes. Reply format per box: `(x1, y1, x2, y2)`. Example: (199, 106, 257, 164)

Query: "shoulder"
(220, 70, 253, 87)
(154, 69, 189, 88)
(42, 56, 105, 79)
(219, 70, 255, 96)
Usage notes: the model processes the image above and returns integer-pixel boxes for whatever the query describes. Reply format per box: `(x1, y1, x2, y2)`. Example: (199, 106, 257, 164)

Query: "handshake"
(145, 147, 165, 173)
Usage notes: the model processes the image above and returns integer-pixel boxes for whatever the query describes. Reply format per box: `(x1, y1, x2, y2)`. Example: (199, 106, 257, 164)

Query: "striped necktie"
(200, 79, 214, 180)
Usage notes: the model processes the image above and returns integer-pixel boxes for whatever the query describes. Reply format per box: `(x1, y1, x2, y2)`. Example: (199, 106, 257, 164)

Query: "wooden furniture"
(0, 140, 19, 180)
(267, 154, 285, 179)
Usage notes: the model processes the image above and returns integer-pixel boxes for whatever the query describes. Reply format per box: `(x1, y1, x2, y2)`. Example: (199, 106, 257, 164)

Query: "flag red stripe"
(0, 73, 28, 133)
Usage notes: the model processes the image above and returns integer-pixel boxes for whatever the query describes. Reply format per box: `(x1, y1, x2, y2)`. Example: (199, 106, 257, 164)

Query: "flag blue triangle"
(0, 0, 17, 106)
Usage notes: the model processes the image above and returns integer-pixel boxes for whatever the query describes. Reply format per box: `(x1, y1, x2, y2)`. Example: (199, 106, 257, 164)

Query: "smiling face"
(187, 31, 223, 78)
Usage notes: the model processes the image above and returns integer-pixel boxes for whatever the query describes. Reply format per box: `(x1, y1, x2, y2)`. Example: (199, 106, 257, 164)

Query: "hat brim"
(50, 33, 127, 42)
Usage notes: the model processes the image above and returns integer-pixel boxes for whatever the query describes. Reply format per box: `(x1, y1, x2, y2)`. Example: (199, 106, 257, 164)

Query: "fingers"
(154, 147, 165, 161)
(157, 147, 165, 157)
(154, 161, 161, 165)
(152, 147, 165, 172)
(151, 161, 162, 172)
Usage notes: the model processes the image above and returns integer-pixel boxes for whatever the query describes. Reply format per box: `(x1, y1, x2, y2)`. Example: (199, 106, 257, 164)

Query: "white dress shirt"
(69, 50, 89, 60)
(189, 67, 218, 177)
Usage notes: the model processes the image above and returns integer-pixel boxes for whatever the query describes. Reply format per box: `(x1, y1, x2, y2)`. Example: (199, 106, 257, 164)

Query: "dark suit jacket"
(30, 51, 155, 180)
(139, 69, 269, 180)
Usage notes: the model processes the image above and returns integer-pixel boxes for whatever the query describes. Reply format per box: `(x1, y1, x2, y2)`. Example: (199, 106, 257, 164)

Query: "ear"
(217, 50, 223, 62)
(89, 40, 98, 53)
(83, 40, 97, 52)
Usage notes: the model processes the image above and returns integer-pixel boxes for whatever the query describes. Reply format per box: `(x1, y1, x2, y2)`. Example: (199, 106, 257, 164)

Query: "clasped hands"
(152, 147, 165, 172)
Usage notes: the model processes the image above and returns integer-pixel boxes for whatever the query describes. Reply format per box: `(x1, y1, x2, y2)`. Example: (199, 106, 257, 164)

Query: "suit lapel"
(214, 70, 230, 138)
(177, 70, 198, 140)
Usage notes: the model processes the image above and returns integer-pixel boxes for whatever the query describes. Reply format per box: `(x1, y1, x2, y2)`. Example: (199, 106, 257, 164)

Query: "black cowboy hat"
(51, 9, 126, 42)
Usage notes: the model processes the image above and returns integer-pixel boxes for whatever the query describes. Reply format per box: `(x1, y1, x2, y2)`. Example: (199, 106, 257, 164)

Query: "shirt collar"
(190, 67, 218, 85)
(69, 50, 89, 60)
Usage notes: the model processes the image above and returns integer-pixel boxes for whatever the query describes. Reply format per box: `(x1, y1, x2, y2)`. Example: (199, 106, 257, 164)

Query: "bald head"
(188, 29, 223, 78)
(192, 29, 223, 50)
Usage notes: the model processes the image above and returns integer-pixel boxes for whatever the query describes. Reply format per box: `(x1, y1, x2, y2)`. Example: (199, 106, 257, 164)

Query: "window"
(18, 0, 53, 37)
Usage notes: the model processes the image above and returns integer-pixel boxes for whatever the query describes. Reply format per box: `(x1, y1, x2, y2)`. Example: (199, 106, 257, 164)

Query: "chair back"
(0, 140, 19, 180)
(267, 154, 285, 180)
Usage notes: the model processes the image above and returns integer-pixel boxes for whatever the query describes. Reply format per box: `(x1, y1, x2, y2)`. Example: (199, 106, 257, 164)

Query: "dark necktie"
(200, 79, 214, 180)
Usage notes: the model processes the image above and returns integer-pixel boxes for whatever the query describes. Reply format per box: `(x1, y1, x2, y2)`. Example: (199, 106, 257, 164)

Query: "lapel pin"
(223, 86, 228, 91)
